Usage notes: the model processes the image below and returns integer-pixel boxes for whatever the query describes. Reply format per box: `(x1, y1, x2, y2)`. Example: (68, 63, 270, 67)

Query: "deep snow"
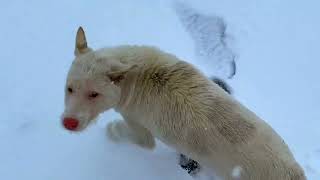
(0, 0, 319, 179)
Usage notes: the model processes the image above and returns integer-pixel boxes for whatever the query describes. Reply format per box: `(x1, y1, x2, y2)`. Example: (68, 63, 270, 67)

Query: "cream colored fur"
(62, 27, 306, 180)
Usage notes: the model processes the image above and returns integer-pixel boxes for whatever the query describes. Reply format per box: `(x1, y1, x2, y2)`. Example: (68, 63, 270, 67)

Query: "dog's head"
(61, 27, 131, 132)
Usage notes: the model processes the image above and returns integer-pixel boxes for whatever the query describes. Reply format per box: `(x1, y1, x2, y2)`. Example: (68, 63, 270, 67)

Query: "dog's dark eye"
(67, 87, 73, 93)
(88, 91, 99, 98)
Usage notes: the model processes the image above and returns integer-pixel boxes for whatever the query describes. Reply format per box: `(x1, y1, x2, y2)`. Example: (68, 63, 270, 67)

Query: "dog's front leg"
(106, 118, 155, 150)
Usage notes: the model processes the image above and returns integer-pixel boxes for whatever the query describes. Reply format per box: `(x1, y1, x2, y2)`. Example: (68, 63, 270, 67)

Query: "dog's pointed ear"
(107, 63, 138, 85)
(74, 26, 92, 56)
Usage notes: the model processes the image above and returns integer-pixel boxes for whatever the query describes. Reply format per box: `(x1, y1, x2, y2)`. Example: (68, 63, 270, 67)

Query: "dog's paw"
(179, 154, 201, 176)
(106, 120, 128, 143)
(135, 133, 155, 150)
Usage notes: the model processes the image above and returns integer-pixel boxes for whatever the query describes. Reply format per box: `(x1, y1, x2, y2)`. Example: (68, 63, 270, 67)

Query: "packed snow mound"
(173, 1, 236, 79)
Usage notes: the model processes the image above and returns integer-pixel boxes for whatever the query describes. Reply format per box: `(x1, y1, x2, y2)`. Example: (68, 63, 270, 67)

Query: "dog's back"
(130, 60, 305, 180)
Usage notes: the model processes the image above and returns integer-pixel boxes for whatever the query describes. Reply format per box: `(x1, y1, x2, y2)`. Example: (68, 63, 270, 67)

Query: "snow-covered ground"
(1, 0, 319, 179)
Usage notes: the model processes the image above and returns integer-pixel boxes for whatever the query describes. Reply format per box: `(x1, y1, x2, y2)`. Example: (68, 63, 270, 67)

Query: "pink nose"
(63, 117, 79, 131)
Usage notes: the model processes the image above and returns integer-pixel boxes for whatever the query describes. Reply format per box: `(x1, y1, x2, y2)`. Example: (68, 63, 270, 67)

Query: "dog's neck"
(114, 67, 139, 113)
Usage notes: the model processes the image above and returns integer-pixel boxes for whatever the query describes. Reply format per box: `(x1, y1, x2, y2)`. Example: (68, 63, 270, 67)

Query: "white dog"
(61, 27, 306, 180)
